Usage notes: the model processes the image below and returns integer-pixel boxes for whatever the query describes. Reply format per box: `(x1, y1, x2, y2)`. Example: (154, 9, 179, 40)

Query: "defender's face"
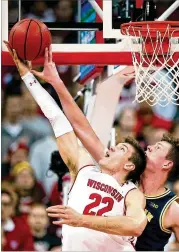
(99, 143, 135, 174)
(145, 141, 172, 171)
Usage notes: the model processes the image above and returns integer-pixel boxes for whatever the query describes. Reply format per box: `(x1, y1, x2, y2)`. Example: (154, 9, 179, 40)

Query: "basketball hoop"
(121, 21, 179, 106)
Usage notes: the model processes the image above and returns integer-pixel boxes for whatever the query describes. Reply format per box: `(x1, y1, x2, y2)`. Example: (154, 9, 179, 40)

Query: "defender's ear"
(162, 160, 173, 171)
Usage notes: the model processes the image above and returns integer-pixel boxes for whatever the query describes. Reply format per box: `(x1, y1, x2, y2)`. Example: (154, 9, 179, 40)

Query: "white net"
(124, 24, 179, 107)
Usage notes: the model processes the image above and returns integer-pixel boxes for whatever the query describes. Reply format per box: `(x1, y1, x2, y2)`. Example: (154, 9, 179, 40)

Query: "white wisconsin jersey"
(62, 165, 137, 251)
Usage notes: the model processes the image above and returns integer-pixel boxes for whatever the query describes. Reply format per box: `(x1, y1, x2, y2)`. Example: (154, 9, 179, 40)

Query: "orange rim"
(121, 21, 179, 37)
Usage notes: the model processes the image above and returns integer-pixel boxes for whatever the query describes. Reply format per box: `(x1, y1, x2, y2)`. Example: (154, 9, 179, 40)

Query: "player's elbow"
(132, 225, 144, 237)
(132, 219, 147, 237)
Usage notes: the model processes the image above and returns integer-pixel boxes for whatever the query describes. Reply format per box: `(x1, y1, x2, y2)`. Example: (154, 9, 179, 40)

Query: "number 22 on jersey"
(83, 193, 114, 216)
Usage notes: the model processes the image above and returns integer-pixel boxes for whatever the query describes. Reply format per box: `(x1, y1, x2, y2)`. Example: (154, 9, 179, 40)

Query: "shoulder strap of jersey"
(159, 195, 179, 234)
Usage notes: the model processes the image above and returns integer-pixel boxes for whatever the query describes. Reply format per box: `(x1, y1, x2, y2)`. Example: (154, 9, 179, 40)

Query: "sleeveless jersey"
(136, 189, 178, 251)
(62, 165, 137, 251)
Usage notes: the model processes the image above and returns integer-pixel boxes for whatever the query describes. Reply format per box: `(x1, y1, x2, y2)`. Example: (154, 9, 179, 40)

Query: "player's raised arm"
(47, 189, 147, 237)
(4, 41, 79, 181)
(31, 46, 105, 163)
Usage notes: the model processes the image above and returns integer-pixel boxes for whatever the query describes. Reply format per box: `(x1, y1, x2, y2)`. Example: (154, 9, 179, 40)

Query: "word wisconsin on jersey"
(87, 179, 123, 202)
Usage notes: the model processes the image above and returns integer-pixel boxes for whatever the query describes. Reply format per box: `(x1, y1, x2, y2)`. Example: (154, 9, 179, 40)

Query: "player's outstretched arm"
(47, 189, 147, 237)
(31, 46, 105, 163)
(4, 41, 79, 181)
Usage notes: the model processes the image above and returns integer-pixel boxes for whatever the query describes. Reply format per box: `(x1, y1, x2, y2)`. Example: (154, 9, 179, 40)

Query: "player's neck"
(139, 171, 167, 196)
(112, 171, 127, 186)
(101, 166, 129, 185)
(101, 168, 126, 185)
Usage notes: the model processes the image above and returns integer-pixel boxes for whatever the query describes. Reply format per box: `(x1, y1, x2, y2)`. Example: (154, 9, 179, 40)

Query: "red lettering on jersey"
(87, 179, 96, 187)
(83, 193, 114, 216)
(101, 183, 105, 191)
(87, 179, 123, 203)
(115, 192, 123, 202)
(97, 197, 114, 216)
(114, 191, 119, 200)
(96, 182, 101, 190)
(111, 189, 117, 197)
(104, 185, 108, 192)
(107, 186, 113, 194)
(93, 181, 98, 188)
(83, 193, 101, 215)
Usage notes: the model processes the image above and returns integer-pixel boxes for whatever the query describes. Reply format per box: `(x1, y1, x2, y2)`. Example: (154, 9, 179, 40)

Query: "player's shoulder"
(165, 198, 179, 226)
(126, 188, 146, 206)
(121, 180, 138, 195)
(167, 196, 179, 214)
(127, 187, 145, 199)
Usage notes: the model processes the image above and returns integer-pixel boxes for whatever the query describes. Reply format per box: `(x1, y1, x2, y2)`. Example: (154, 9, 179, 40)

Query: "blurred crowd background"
(1, 0, 179, 251)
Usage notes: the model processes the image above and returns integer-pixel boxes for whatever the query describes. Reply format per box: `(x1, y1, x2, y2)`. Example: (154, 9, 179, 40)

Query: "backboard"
(2, 0, 179, 67)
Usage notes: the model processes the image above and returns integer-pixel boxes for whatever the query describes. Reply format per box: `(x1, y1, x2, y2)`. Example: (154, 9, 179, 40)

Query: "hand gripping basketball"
(4, 40, 60, 86)
(31, 46, 62, 86)
(4, 40, 31, 77)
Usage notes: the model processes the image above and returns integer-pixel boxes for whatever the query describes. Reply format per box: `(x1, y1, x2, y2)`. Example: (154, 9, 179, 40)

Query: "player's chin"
(99, 159, 114, 174)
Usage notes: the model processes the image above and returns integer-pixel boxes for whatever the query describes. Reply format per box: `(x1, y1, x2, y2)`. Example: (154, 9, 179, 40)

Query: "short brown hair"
(161, 134, 179, 181)
(124, 136, 146, 183)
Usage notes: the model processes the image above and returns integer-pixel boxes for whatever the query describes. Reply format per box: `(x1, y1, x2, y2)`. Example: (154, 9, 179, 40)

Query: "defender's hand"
(46, 205, 82, 227)
(31, 45, 61, 85)
(3, 41, 31, 77)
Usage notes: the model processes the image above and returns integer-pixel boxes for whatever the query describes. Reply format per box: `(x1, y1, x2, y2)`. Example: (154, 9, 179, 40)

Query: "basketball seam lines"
(24, 19, 32, 60)
(32, 20, 43, 60)
(11, 20, 28, 49)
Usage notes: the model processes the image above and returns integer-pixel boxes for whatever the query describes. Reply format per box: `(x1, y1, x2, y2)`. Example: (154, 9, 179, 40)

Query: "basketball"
(9, 18, 52, 61)
(1, 1, 179, 252)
